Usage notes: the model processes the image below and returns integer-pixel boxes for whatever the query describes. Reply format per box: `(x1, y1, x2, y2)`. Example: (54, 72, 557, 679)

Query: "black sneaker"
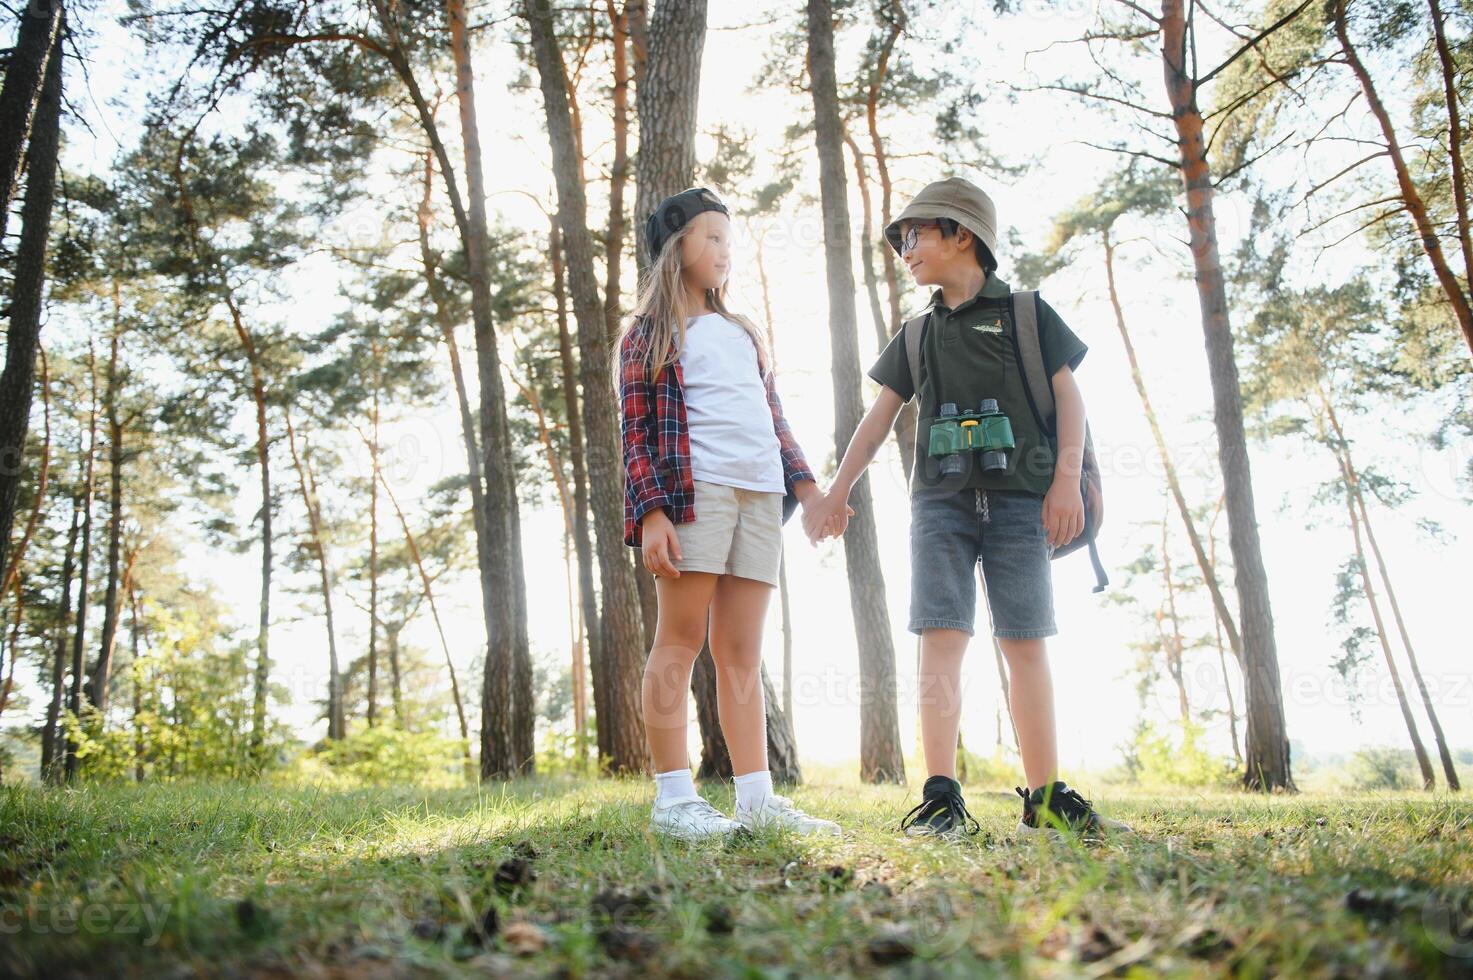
(1014, 781, 1131, 838)
(899, 775, 981, 839)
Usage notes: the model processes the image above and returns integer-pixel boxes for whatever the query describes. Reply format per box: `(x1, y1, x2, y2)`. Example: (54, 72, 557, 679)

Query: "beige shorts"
(667, 478, 784, 587)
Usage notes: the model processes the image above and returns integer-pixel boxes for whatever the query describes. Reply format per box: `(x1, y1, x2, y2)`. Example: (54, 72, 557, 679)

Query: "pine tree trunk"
(240, 305, 273, 773)
(1103, 230, 1242, 664)
(387, 627, 404, 728)
(565, 535, 589, 761)
(1350, 477, 1460, 791)
(844, 130, 916, 481)
(1311, 404, 1434, 787)
(42, 486, 80, 782)
(807, 0, 905, 784)
(445, 0, 535, 777)
(858, 30, 918, 480)
(1318, 388, 1455, 789)
(627, 0, 706, 661)
(65, 347, 96, 781)
(759, 252, 798, 729)
(630, 0, 708, 280)
(990, 627, 1018, 751)
(605, 0, 633, 348)
(1161, 516, 1191, 724)
(0, 0, 62, 240)
(371, 457, 472, 761)
(1160, 0, 1292, 790)
(129, 581, 143, 782)
(1207, 500, 1243, 766)
(1332, 0, 1473, 354)
(608, 0, 661, 659)
(367, 382, 381, 727)
(90, 296, 125, 720)
(412, 148, 481, 771)
(526, 0, 647, 775)
(284, 415, 345, 740)
(367, 16, 527, 774)
(1427, 0, 1473, 304)
(0, 14, 60, 604)
(550, 219, 602, 769)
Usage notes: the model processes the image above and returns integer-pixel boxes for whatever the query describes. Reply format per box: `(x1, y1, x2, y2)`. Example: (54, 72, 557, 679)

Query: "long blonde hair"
(611, 211, 773, 389)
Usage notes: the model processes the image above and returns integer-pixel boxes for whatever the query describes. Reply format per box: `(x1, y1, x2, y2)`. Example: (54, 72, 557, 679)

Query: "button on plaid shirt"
(619, 317, 816, 549)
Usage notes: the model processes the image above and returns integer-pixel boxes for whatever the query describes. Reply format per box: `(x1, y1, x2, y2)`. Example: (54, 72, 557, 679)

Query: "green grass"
(2, 771, 1471, 978)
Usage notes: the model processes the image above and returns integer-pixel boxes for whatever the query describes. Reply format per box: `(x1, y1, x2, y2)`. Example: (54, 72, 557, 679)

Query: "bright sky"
(23, 1, 1470, 781)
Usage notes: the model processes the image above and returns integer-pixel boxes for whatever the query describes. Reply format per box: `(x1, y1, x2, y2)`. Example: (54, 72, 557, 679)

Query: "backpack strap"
(1010, 290, 1055, 433)
(1011, 289, 1109, 593)
(902, 310, 929, 404)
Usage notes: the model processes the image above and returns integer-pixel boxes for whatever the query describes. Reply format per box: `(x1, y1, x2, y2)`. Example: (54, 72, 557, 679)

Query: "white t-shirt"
(678, 312, 785, 493)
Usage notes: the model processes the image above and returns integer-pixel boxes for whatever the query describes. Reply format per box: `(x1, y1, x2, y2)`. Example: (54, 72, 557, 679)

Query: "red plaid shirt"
(619, 317, 816, 548)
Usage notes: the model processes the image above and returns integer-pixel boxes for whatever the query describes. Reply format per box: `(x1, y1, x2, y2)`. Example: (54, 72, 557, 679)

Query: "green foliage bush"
(1348, 747, 1420, 790)
(1118, 719, 1238, 788)
(298, 724, 468, 787)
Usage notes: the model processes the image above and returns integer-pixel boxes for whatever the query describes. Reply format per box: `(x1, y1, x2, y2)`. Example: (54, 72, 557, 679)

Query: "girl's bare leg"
(644, 571, 720, 773)
(706, 573, 773, 776)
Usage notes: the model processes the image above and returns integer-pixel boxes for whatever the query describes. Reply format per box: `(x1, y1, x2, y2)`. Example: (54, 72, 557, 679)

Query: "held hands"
(800, 486, 855, 545)
(1042, 475, 1085, 549)
(640, 509, 682, 578)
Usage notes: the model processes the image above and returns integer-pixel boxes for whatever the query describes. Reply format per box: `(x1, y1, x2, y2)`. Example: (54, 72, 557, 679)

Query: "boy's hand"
(640, 509, 682, 578)
(1042, 477, 1085, 549)
(801, 489, 855, 545)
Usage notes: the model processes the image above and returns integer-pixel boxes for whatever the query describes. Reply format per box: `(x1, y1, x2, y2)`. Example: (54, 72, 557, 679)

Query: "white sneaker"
(734, 794, 841, 836)
(650, 796, 744, 842)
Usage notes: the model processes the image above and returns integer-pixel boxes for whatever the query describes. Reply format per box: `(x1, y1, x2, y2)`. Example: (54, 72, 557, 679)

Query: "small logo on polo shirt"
(971, 319, 1004, 335)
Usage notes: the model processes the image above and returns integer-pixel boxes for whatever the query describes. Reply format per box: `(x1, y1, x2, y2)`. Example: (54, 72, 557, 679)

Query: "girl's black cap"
(645, 187, 729, 261)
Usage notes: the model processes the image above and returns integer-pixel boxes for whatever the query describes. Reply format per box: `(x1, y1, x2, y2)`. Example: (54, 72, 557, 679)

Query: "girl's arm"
(619, 333, 673, 532)
(763, 370, 820, 501)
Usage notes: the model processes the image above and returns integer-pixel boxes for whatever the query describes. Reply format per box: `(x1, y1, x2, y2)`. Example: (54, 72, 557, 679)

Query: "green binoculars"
(927, 400, 1015, 476)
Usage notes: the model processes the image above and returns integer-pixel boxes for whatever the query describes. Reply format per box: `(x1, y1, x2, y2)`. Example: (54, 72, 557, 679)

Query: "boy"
(802, 177, 1130, 839)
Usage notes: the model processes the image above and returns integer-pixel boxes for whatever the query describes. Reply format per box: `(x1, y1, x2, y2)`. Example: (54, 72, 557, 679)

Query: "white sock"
(654, 767, 698, 805)
(734, 769, 774, 811)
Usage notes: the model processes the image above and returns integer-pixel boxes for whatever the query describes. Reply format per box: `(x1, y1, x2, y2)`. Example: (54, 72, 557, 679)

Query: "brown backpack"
(903, 289, 1108, 593)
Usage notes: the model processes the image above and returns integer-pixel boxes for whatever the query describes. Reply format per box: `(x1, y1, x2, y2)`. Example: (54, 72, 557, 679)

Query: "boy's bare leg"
(707, 573, 772, 776)
(998, 637, 1058, 789)
(644, 571, 721, 772)
(918, 627, 970, 779)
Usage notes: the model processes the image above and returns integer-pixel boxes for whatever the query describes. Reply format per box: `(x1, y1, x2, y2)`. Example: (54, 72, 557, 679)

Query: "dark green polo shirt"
(866, 273, 1087, 497)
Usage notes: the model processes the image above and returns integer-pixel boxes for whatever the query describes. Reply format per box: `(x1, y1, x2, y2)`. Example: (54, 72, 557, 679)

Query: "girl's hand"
(1042, 477, 1084, 549)
(641, 509, 682, 577)
(801, 490, 855, 545)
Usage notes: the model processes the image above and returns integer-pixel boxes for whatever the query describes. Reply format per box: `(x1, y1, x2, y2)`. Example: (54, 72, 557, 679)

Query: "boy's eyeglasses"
(900, 221, 938, 255)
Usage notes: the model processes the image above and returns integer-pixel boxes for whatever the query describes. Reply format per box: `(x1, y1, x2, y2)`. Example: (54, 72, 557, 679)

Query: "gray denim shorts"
(907, 486, 1057, 639)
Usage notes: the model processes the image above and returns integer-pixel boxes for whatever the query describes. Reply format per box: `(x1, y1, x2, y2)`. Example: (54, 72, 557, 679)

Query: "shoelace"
(1016, 785, 1097, 829)
(768, 794, 802, 814)
(900, 788, 980, 835)
(669, 797, 729, 824)
(742, 794, 807, 820)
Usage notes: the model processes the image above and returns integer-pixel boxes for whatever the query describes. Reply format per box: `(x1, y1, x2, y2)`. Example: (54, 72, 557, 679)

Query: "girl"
(614, 187, 847, 842)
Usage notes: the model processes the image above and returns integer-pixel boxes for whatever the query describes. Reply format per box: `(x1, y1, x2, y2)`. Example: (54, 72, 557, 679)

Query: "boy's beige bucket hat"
(883, 177, 998, 257)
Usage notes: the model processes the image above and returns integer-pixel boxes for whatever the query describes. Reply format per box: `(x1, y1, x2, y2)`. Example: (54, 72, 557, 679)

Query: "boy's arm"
(1052, 365, 1086, 483)
(830, 385, 906, 497)
(801, 385, 905, 544)
(1042, 365, 1086, 548)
